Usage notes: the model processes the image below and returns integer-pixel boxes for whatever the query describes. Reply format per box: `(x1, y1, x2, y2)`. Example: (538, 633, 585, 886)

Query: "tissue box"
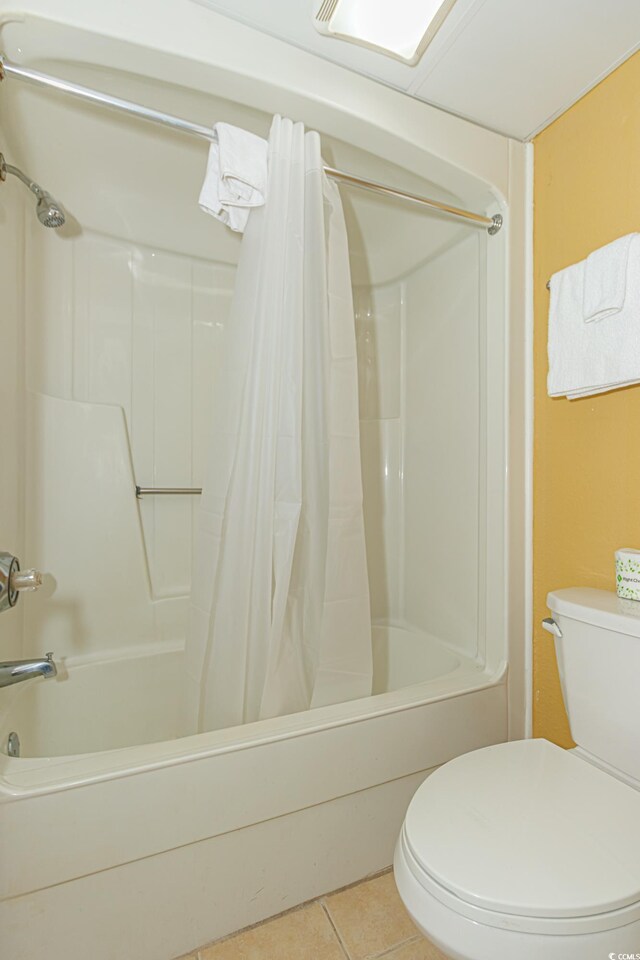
(615, 548, 640, 601)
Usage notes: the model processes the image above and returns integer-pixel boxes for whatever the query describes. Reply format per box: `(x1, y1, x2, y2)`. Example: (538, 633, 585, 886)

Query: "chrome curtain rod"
(0, 56, 503, 235)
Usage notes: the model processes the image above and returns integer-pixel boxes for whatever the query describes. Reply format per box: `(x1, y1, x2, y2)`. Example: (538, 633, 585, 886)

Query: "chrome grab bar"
(135, 486, 202, 498)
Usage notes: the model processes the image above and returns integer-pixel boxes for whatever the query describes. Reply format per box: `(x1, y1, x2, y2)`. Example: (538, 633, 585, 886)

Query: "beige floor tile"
(324, 872, 418, 960)
(198, 902, 346, 960)
(381, 936, 451, 960)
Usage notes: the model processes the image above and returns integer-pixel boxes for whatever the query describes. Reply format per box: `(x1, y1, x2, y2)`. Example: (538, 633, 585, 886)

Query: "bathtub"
(0, 8, 525, 960)
(0, 627, 507, 960)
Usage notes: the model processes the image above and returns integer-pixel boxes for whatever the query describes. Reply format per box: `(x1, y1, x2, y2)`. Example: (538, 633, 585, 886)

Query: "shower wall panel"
(403, 233, 482, 658)
(23, 226, 234, 658)
(357, 231, 483, 661)
(0, 171, 25, 660)
(20, 222, 484, 665)
(355, 285, 402, 624)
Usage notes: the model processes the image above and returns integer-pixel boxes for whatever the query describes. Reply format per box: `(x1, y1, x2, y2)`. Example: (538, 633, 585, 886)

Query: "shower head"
(35, 193, 66, 228)
(0, 152, 66, 228)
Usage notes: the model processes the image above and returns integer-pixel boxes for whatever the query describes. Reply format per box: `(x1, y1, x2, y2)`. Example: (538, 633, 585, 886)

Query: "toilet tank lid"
(547, 587, 640, 638)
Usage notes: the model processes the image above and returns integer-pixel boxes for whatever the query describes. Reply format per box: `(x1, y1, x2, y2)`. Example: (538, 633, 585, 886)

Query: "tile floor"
(175, 870, 450, 960)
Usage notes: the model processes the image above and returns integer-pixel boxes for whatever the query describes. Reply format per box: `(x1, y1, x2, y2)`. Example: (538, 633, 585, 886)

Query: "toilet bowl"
(395, 589, 640, 960)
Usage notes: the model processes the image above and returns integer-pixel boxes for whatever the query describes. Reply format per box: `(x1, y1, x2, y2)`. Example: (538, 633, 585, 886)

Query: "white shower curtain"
(185, 115, 372, 732)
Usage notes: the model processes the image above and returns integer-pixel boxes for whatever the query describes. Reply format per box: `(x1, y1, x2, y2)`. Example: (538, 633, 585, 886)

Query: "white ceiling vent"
(313, 0, 459, 64)
(315, 0, 340, 23)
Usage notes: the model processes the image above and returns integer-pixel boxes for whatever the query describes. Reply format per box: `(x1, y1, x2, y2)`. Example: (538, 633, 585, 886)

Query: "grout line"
(186, 897, 315, 957)
(320, 901, 351, 960)
(367, 934, 423, 959)
(320, 865, 393, 904)
(173, 866, 395, 960)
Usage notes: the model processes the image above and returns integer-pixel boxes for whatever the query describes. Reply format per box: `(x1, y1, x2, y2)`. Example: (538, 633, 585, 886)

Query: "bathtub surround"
(534, 47, 640, 745)
(0, 142, 23, 665)
(187, 115, 372, 731)
(0, 10, 525, 960)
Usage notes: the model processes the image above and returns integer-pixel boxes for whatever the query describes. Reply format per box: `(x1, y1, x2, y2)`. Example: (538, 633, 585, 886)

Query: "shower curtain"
(185, 115, 372, 732)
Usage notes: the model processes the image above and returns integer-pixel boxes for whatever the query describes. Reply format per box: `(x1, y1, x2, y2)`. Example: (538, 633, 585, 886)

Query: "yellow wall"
(533, 51, 640, 745)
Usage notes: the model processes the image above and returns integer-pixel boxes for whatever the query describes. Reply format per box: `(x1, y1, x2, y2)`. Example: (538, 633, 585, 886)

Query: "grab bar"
(135, 486, 202, 498)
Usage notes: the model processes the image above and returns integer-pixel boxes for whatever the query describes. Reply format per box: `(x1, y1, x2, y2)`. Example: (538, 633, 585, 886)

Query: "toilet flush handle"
(542, 617, 563, 638)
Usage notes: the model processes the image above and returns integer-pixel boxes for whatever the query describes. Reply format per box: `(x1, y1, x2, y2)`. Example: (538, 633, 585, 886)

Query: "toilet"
(394, 588, 640, 960)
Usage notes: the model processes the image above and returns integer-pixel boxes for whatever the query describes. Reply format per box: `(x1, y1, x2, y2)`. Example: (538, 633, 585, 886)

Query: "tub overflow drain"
(7, 731, 20, 757)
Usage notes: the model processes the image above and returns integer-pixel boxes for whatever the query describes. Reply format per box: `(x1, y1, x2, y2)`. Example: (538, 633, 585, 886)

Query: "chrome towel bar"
(135, 486, 202, 498)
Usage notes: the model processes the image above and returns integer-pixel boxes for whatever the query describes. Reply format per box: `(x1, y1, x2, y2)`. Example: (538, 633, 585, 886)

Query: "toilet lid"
(404, 739, 640, 920)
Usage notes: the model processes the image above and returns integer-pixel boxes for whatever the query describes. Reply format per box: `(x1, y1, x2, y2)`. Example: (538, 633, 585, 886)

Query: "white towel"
(199, 123, 268, 233)
(548, 235, 640, 399)
(583, 233, 637, 322)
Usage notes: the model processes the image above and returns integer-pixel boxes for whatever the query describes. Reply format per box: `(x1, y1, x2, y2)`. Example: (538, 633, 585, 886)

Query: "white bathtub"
(0, 626, 458, 758)
(0, 626, 506, 960)
(0, 8, 524, 959)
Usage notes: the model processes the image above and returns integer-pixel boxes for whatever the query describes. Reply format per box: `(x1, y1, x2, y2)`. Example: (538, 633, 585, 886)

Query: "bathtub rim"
(0, 661, 506, 799)
(0, 624, 464, 764)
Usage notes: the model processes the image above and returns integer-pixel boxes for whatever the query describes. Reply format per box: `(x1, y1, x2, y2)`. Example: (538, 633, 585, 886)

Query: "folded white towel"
(199, 122, 268, 233)
(583, 232, 637, 322)
(548, 235, 640, 399)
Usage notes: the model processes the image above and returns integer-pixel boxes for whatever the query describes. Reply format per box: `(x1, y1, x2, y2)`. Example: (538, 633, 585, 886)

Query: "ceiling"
(190, 0, 640, 140)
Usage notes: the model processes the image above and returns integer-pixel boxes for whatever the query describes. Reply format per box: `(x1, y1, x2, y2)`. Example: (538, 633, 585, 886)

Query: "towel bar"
(135, 486, 202, 498)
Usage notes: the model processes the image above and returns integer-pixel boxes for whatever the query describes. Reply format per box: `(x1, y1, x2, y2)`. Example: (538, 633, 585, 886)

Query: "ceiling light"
(314, 0, 459, 64)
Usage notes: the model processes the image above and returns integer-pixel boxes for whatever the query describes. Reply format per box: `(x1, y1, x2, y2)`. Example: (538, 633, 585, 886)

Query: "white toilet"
(394, 588, 640, 960)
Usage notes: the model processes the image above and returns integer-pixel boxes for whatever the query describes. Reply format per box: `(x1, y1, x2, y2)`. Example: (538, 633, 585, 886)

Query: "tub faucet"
(0, 653, 57, 688)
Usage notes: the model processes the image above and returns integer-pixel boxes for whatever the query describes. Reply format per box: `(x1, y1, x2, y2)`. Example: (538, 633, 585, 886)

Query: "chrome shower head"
(0, 152, 66, 228)
(35, 193, 66, 228)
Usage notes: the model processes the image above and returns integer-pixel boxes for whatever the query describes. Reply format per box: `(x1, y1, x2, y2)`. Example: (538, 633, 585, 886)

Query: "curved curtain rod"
(0, 55, 502, 235)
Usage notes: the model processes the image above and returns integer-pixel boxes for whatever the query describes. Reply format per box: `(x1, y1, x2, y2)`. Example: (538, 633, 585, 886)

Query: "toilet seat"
(402, 739, 640, 934)
(397, 824, 640, 936)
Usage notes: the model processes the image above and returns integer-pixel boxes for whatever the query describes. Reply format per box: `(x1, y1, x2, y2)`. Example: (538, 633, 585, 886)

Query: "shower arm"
(0, 153, 47, 198)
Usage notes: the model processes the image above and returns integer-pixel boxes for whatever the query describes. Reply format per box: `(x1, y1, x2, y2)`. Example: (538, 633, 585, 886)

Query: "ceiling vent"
(315, 0, 340, 23)
(313, 0, 459, 64)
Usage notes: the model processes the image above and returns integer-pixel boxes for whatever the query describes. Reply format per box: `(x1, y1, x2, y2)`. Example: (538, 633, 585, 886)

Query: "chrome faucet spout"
(0, 652, 57, 688)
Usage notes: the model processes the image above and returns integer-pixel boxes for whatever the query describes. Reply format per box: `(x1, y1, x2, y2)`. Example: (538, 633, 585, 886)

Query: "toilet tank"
(547, 587, 640, 782)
